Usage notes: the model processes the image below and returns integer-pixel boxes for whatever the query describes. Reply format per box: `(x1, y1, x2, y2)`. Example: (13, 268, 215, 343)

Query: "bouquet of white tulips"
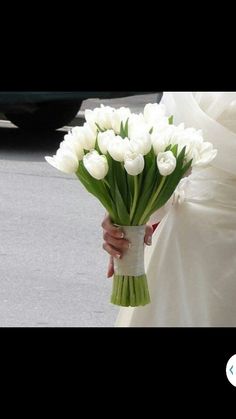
(45, 103, 217, 307)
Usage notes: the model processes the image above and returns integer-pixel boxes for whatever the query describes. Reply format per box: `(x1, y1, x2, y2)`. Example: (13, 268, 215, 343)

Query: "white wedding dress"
(116, 92, 236, 327)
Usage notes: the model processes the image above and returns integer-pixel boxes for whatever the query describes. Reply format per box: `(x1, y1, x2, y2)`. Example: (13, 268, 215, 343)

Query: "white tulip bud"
(84, 109, 98, 133)
(129, 130, 152, 155)
(96, 105, 115, 130)
(45, 148, 79, 174)
(62, 134, 84, 160)
(151, 127, 172, 155)
(192, 142, 217, 167)
(72, 123, 96, 151)
(85, 105, 115, 131)
(128, 113, 146, 137)
(144, 103, 166, 125)
(111, 107, 131, 134)
(97, 130, 116, 154)
(157, 151, 176, 176)
(124, 151, 145, 176)
(107, 136, 131, 162)
(83, 150, 109, 180)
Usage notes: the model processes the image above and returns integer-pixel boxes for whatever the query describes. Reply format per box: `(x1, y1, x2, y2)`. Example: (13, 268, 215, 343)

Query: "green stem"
(101, 179, 117, 221)
(139, 176, 166, 225)
(130, 176, 139, 224)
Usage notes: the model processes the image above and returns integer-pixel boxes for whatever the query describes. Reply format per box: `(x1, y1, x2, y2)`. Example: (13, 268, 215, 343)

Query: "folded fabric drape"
(115, 92, 236, 327)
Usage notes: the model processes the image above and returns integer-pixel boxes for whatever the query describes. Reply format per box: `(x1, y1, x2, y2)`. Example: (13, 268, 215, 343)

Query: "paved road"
(0, 93, 158, 327)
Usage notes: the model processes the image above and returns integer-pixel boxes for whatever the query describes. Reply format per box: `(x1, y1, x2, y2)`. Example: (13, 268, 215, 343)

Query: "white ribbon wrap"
(113, 225, 146, 276)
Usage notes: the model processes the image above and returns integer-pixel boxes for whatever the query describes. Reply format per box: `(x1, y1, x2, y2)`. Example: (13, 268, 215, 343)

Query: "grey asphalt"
(0, 93, 158, 327)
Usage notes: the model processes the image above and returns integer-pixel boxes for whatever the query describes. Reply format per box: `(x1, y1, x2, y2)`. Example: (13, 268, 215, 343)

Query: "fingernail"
(115, 227, 124, 238)
(128, 242, 132, 249)
(147, 237, 152, 245)
(115, 253, 121, 259)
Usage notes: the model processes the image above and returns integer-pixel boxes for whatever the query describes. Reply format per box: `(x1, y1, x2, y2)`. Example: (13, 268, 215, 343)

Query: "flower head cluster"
(45, 103, 217, 178)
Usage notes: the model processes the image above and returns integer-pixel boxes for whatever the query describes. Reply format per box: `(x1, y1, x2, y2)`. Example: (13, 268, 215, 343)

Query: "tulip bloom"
(124, 151, 145, 176)
(157, 151, 177, 176)
(107, 136, 130, 162)
(83, 150, 109, 180)
(97, 130, 116, 154)
(45, 148, 79, 174)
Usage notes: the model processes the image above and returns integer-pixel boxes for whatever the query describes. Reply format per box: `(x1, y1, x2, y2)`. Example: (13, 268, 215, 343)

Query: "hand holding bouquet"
(45, 103, 217, 307)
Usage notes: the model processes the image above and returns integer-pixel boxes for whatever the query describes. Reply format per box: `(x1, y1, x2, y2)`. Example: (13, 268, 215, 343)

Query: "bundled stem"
(111, 274, 150, 307)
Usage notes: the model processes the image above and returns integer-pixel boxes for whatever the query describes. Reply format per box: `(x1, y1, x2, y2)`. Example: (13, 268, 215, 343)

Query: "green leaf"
(94, 132, 101, 153)
(76, 161, 116, 219)
(95, 123, 107, 133)
(168, 115, 174, 125)
(119, 121, 125, 138)
(112, 160, 128, 211)
(132, 158, 161, 224)
(114, 179, 130, 225)
(171, 144, 178, 157)
(95, 122, 100, 131)
(176, 145, 187, 168)
(124, 118, 129, 137)
(144, 148, 155, 172)
(127, 174, 134, 211)
(181, 158, 193, 176)
(119, 119, 129, 139)
(105, 152, 129, 222)
(149, 127, 153, 134)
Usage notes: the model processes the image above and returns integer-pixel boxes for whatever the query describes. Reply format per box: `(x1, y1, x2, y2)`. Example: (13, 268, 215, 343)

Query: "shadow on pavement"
(0, 126, 67, 161)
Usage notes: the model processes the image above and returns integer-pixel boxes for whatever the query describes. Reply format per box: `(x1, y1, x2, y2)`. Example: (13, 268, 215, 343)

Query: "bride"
(102, 92, 236, 327)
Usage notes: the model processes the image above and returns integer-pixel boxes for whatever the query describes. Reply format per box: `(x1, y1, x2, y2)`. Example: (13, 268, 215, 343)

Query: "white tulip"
(71, 123, 96, 151)
(151, 136, 168, 155)
(128, 112, 146, 126)
(128, 113, 147, 136)
(107, 136, 131, 162)
(165, 123, 185, 145)
(157, 151, 176, 176)
(85, 105, 115, 131)
(45, 148, 79, 174)
(151, 116, 170, 132)
(83, 150, 109, 180)
(151, 125, 175, 155)
(70, 126, 86, 143)
(62, 134, 84, 160)
(174, 127, 207, 161)
(96, 105, 115, 130)
(97, 130, 116, 154)
(129, 130, 152, 155)
(84, 110, 99, 134)
(124, 151, 145, 176)
(111, 107, 131, 134)
(144, 103, 166, 125)
(191, 142, 217, 167)
(72, 127, 88, 148)
(170, 126, 202, 151)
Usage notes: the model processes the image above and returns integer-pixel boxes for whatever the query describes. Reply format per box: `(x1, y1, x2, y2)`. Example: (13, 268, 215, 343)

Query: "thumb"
(144, 224, 154, 246)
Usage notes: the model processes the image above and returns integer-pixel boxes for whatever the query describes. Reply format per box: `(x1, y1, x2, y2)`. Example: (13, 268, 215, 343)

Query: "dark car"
(0, 91, 155, 131)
